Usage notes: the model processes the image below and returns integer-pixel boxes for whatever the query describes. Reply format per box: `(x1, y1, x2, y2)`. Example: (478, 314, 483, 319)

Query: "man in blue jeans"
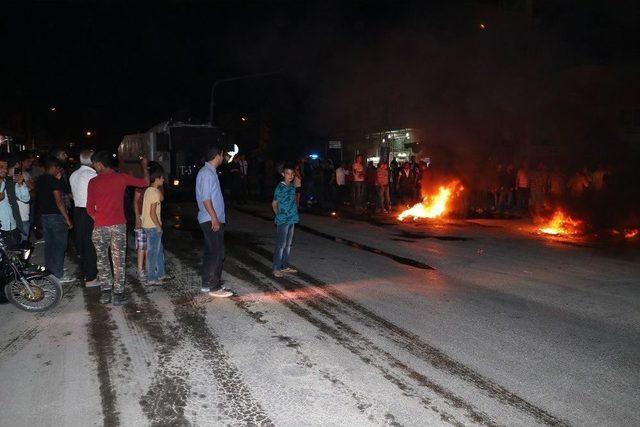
(142, 165, 166, 285)
(195, 146, 233, 298)
(35, 158, 74, 281)
(271, 164, 299, 278)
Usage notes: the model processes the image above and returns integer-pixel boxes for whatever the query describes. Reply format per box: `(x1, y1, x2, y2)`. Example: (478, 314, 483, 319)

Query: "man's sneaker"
(85, 279, 100, 288)
(273, 270, 284, 278)
(147, 280, 162, 286)
(113, 293, 128, 306)
(159, 275, 173, 282)
(201, 287, 210, 293)
(137, 271, 146, 281)
(60, 274, 76, 283)
(209, 289, 233, 298)
(99, 291, 112, 304)
(281, 267, 298, 274)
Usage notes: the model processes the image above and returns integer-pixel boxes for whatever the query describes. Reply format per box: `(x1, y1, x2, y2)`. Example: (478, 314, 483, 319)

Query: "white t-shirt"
(335, 167, 346, 186)
(69, 165, 97, 208)
(18, 171, 31, 221)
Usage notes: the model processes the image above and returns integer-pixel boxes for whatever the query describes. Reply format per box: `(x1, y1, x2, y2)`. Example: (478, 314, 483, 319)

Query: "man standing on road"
(17, 152, 35, 242)
(69, 149, 98, 287)
(86, 151, 148, 305)
(50, 148, 72, 210)
(196, 146, 233, 298)
(0, 155, 31, 247)
(36, 158, 73, 282)
(351, 155, 365, 212)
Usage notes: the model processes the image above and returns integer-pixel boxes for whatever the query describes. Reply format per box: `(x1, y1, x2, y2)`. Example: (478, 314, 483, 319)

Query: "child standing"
(133, 188, 146, 280)
(142, 166, 165, 285)
(272, 165, 299, 278)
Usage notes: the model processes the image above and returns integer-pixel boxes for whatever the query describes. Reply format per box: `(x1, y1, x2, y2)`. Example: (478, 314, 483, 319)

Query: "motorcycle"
(0, 239, 63, 312)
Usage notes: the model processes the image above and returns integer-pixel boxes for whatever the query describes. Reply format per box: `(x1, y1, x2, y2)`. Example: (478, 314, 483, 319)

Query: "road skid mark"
(226, 235, 568, 427)
(223, 247, 481, 426)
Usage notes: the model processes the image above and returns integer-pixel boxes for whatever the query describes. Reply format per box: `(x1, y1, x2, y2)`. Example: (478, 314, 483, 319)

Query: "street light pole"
(208, 70, 281, 126)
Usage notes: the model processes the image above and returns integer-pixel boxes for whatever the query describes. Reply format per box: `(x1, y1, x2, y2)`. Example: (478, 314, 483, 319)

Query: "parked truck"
(118, 121, 227, 195)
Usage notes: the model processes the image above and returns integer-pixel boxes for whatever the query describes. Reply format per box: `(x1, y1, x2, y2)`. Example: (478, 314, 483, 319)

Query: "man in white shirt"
(17, 152, 35, 242)
(69, 149, 98, 286)
(335, 163, 346, 205)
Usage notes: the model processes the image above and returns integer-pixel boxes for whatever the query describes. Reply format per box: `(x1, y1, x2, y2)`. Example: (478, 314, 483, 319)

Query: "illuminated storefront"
(365, 128, 423, 165)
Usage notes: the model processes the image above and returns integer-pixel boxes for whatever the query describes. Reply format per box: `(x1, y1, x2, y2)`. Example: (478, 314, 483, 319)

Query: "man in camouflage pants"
(86, 151, 148, 306)
(92, 224, 127, 293)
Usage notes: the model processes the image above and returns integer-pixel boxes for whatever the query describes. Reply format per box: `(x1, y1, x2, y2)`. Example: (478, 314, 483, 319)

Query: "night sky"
(1, 1, 638, 153)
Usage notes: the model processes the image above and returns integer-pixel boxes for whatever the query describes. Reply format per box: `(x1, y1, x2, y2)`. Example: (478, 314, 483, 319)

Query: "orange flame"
(539, 210, 583, 236)
(624, 229, 638, 239)
(398, 180, 463, 221)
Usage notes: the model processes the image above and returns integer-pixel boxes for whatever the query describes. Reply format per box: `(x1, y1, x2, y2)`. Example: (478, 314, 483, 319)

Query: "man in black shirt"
(36, 158, 74, 282)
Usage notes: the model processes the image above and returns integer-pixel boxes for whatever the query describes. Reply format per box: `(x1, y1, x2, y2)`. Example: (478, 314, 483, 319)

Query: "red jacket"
(86, 170, 147, 227)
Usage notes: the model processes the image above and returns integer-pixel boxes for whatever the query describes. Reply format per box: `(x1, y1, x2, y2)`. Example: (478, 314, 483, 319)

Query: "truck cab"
(118, 121, 226, 196)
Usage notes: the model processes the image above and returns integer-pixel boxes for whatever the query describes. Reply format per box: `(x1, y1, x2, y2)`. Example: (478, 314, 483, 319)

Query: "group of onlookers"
(289, 154, 434, 214)
(489, 162, 612, 216)
(0, 147, 174, 306)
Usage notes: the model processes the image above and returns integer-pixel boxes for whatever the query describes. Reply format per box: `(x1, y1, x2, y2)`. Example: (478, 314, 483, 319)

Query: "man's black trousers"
(74, 207, 97, 281)
(200, 221, 224, 290)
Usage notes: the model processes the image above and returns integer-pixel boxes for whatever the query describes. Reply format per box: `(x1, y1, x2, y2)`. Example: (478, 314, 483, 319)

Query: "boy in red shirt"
(86, 151, 148, 305)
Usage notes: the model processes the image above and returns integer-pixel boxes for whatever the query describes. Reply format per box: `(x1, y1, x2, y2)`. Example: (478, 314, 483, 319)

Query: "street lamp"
(85, 131, 92, 137)
(50, 107, 57, 112)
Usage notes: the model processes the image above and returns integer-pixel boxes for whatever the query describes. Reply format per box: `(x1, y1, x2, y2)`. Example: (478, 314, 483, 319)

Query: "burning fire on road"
(538, 210, 583, 236)
(537, 209, 638, 241)
(398, 180, 464, 221)
(611, 229, 639, 239)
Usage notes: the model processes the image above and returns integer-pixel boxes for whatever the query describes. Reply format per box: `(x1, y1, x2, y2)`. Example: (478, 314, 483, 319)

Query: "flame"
(539, 210, 583, 236)
(398, 180, 463, 221)
(624, 229, 638, 239)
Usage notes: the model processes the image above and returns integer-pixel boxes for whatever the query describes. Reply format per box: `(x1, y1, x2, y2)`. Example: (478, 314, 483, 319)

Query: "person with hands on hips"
(195, 145, 233, 298)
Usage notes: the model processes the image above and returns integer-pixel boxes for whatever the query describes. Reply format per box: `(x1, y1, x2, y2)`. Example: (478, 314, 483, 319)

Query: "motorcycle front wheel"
(4, 274, 63, 313)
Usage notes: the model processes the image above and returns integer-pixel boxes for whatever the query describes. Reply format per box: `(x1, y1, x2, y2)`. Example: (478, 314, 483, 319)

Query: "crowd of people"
(481, 162, 612, 217)
(221, 153, 625, 227)
(0, 144, 301, 306)
(0, 148, 159, 305)
(222, 154, 436, 214)
(1, 143, 631, 307)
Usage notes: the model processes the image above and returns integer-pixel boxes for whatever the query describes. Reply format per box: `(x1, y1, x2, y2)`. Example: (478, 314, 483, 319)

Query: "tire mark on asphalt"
(0, 276, 80, 361)
(0, 325, 39, 357)
(122, 276, 191, 426)
(238, 209, 434, 270)
(83, 287, 121, 427)
(238, 233, 569, 427)
(165, 240, 404, 426)
(158, 262, 274, 426)
(219, 255, 472, 426)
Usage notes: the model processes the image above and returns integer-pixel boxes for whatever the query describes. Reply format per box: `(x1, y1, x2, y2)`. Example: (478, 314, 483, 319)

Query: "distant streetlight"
(50, 107, 57, 112)
(241, 117, 247, 122)
(86, 131, 92, 137)
(479, 23, 487, 30)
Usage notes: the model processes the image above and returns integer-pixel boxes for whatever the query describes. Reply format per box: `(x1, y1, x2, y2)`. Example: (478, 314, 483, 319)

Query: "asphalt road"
(0, 203, 638, 427)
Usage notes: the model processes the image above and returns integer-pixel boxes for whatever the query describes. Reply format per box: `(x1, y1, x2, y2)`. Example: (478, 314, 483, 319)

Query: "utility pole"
(208, 71, 281, 126)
